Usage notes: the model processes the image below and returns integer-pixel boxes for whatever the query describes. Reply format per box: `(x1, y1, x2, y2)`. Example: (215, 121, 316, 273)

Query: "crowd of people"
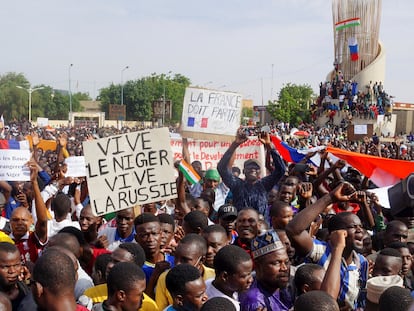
(315, 71, 394, 126)
(0, 113, 413, 311)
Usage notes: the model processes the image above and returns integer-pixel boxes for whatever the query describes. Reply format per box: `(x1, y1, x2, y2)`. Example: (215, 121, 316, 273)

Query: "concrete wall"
(352, 41, 386, 92)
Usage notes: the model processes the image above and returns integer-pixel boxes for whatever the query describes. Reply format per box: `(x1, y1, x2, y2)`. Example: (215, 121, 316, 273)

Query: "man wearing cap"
(239, 230, 293, 311)
(189, 168, 230, 214)
(365, 275, 404, 311)
(217, 129, 285, 221)
(218, 204, 238, 244)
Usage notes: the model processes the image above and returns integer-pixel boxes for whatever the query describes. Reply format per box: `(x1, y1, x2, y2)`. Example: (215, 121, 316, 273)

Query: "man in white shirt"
(97, 207, 136, 251)
(47, 192, 80, 237)
(206, 245, 253, 311)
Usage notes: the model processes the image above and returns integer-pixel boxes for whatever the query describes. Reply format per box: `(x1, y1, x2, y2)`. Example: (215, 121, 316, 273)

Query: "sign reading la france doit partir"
(181, 87, 243, 141)
(83, 128, 177, 216)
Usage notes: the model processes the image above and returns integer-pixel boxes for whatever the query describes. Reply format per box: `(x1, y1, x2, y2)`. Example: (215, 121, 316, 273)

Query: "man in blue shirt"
(286, 183, 369, 310)
(217, 129, 285, 221)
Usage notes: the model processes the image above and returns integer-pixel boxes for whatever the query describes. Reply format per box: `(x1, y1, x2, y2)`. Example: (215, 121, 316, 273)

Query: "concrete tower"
(329, 0, 385, 88)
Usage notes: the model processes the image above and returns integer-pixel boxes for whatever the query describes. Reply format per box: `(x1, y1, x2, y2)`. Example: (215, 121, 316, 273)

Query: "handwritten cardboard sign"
(181, 87, 243, 141)
(83, 128, 177, 216)
(0, 150, 31, 181)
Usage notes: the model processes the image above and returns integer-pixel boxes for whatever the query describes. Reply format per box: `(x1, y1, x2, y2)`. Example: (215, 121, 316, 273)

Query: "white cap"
(367, 275, 403, 304)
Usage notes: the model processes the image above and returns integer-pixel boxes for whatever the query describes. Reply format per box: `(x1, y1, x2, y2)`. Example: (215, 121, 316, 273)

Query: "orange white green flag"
(178, 159, 201, 185)
(335, 17, 361, 31)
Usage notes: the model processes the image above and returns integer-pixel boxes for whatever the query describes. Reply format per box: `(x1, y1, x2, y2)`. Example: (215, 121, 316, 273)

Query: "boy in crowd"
(206, 245, 253, 310)
(165, 264, 208, 311)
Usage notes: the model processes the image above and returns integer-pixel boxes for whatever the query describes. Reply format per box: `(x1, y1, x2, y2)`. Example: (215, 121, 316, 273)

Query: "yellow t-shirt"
(155, 265, 215, 311)
(84, 283, 159, 311)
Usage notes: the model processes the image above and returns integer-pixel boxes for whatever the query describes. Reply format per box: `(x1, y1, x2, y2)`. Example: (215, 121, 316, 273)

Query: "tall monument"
(330, 0, 385, 87)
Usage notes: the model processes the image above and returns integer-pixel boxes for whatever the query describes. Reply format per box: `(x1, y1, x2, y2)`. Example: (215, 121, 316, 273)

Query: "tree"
(98, 73, 190, 122)
(0, 72, 30, 120)
(267, 83, 314, 126)
(0, 72, 90, 121)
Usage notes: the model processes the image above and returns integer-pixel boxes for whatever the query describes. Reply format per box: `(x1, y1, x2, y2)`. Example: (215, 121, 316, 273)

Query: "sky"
(1, 0, 413, 105)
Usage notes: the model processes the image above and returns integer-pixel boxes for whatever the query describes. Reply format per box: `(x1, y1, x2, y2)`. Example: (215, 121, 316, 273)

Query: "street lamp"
(16, 86, 44, 123)
(69, 64, 73, 124)
(121, 66, 129, 105)
(162, 71, 172, 127)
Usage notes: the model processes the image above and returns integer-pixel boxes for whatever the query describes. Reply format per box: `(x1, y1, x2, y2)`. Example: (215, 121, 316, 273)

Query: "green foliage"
(0, 72, 90, 121)
(241, 107, 253, 125)
(98, 73, 190, 122)
(267, 83, 314, 126)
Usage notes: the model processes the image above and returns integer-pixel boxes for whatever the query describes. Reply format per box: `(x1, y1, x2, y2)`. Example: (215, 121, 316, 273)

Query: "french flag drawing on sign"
(187, 117, 195, 127)
(201, 118, 208, 128)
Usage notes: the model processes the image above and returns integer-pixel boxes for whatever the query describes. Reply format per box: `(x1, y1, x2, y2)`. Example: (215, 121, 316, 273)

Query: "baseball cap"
(218, 204, 238, 220)
(204, 169, 221, 182)
(244, 159, 260, 169)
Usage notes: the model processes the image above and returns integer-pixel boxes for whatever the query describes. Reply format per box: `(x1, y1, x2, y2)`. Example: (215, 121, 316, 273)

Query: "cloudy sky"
(1, 0, 412, 105)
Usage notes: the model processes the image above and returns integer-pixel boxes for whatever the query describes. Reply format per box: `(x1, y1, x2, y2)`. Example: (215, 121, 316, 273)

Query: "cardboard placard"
(181, 87, 243, 142)
(83, 128, 177, 216)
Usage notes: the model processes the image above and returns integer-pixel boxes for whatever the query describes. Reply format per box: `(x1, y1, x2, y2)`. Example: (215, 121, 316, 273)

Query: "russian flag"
(0, 140, 30, 150)
(348, 37, 359, 61)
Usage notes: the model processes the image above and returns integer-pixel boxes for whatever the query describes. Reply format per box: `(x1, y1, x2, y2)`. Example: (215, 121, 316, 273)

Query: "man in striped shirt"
(286, 183, 369, 310)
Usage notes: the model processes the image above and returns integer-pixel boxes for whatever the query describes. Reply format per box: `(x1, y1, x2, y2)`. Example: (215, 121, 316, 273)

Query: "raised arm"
(175, 171, 192, 216)
(217, 128, 247, 187)
(354, 191, 375, 229)
(182, 137, 191, 164)
(286, 182, 355, 256)
(320, 229, 347, 299)
(260, 133, 286, 190)
(29, 160, 48, 243)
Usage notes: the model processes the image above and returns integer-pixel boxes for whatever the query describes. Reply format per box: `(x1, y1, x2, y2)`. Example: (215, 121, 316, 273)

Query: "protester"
(286, 183, 369, 310)
(83, 242, 159, 311)
(0, 242, 30, 310)
(31, 248, 89, 311)
(97, 208, 136, 251)
(232, 208, 259, 256)
(91, 262, 146, 311)
(155, 234, 214, 310)
(206, 245, 253, 310)
(217, 129, 286, 220)
(202, 224, 228, 268)
(294, 290, 339, 311)
(239, 229, 293, 310)
(200, 297, 236, 311)
(165, 264, 208, 311)
(134, 213, 174, 298)
(217, 204, 238, 244)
